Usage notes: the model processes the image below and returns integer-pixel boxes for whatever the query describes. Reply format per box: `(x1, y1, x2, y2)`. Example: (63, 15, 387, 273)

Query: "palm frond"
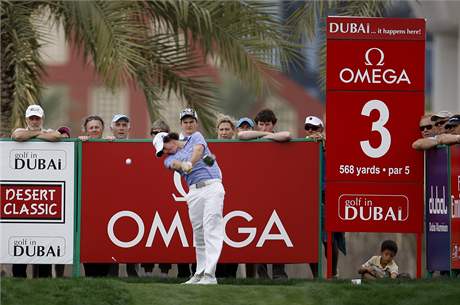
(49, 0, 151, 88)
(143, 0, 301, 97)
(337, 0, 389, 18)
(1, 1, 46, 131)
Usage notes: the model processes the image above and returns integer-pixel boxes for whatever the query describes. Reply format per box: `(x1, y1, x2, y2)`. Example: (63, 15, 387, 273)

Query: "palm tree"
(1, 0, 301, 136)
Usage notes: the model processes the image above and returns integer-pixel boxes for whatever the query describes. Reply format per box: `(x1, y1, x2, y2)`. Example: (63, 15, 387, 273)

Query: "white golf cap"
(112, 114, 130, 123)
(153, 132, 168, 157)
(304, 116, 323, 127)
(431, 110, 453, 121)
(25, 105, 44, 118)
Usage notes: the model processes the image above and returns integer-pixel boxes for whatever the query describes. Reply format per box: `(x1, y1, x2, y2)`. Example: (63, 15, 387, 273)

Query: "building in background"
(410, 0, 460, 113)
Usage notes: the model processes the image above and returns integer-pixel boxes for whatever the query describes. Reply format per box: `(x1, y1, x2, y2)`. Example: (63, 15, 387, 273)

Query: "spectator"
(358, 240, 399, 279)
(110, 114, 131, 139)
(78, 115, 106, 141)
(11, 105, 59, 278)
(11, 105, 61, 142)
(150, 119, 170, 136)
(412, 114, 439, 150)
(55, 126, 72, 277)
(236, 117, 255, 132)
(107, 114, 138, 277)
(239, 109, 289, 279)
(236, 116, 257, 278)
(79, 115, 111, 277)
(438, 115, 460, 145)
(216, 115, 236, 140)
(237, 109, 291, 142)
(214, 115, 239, 278)
(57, 126, 71, 138)
(179, 108, 199, 140)
(431, 111, 453, 136)
(304, 116, 324, 141)
(304, 115, 345, 279)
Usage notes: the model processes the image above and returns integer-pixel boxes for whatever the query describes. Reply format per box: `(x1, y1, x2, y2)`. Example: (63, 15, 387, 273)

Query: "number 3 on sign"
(360, 99, 391, 158)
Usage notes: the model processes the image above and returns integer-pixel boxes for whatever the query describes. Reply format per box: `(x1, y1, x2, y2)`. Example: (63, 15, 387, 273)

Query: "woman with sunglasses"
(150, 119, 170, 137)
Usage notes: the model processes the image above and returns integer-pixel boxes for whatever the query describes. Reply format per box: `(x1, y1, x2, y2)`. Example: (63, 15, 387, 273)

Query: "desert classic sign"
(80, 141, 320, 263)
(0, 141, 75, 264)
(326, 17, 425, 233)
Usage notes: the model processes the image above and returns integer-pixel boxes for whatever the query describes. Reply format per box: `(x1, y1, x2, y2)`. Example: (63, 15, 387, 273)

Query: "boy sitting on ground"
(358, 240, 399, 279)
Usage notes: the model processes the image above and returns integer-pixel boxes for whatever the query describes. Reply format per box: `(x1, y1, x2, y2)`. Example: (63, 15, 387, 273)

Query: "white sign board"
(0, 141, 75, 264)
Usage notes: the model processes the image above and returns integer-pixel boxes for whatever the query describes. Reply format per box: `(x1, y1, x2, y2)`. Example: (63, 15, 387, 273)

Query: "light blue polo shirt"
(164, 132, 221, 186)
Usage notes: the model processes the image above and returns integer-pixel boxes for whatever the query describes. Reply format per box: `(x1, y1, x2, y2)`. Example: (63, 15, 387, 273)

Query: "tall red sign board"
(326, 17, 425, 233)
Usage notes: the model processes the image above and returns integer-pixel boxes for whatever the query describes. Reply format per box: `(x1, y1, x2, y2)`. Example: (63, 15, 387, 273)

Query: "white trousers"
(186, 181, 225, 277)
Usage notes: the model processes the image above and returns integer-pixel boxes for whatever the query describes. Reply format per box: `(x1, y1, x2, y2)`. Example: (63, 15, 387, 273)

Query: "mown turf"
(1, 277, 460, 305)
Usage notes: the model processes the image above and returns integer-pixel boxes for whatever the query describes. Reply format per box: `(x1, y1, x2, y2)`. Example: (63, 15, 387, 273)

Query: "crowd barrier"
(0, 139, 321, 277)
(2, 139, 459, 278)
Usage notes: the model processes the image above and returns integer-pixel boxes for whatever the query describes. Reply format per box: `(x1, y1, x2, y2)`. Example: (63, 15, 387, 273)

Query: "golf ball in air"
(125, 158, 132, 165)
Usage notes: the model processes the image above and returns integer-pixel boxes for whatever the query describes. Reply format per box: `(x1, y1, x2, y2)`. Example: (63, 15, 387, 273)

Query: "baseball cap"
(445, 115, 460, 128)
(179, 108, 198, 121)
(431, 111, 453, 121)
(112, 114, 130, 123)
(304, 116, 324, 128)
(25, 105, 44, 118)
(57, 126, 71, 137)
(236, 117, 255, 128)
(153, 132, 168, 157)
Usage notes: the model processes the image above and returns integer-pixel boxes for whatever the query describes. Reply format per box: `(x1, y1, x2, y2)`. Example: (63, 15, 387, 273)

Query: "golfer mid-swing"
(153, 131, 225, 285)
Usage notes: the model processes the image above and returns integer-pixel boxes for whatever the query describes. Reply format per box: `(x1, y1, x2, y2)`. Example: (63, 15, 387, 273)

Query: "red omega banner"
(326, 17, 425, 233)
(80, 141, 320, 263)
(451, 145, 460, 269)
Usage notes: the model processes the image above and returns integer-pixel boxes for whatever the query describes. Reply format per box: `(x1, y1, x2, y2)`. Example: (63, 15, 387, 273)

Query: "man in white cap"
(11, 105, 60, 142)
(110, 114, 131, 140)
(153, 131, 225, 285)
(430, 110, 453, 136)
(304, 116, 324, 140)
(11, 104, 59, 278)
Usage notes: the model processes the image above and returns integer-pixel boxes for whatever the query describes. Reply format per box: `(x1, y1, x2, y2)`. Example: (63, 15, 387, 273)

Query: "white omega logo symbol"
(172, 172, 188, 202)
(364, 47, 384, 66)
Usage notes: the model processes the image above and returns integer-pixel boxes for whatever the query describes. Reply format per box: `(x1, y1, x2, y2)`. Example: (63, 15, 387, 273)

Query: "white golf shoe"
(182, 274, 203, 285)
(197, 274, 218, 285)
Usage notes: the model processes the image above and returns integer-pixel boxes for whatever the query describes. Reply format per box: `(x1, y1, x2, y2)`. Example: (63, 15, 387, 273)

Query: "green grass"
(2, 277, 460, 305)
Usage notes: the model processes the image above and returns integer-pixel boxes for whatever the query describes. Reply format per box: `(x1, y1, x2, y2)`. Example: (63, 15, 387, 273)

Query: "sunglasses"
(305, 125, 320, 131)
(419, 125, 433, 131)
(444, 124, 459, 130)
(434, 120, 448, 127)
(150, 129, 166, 136)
